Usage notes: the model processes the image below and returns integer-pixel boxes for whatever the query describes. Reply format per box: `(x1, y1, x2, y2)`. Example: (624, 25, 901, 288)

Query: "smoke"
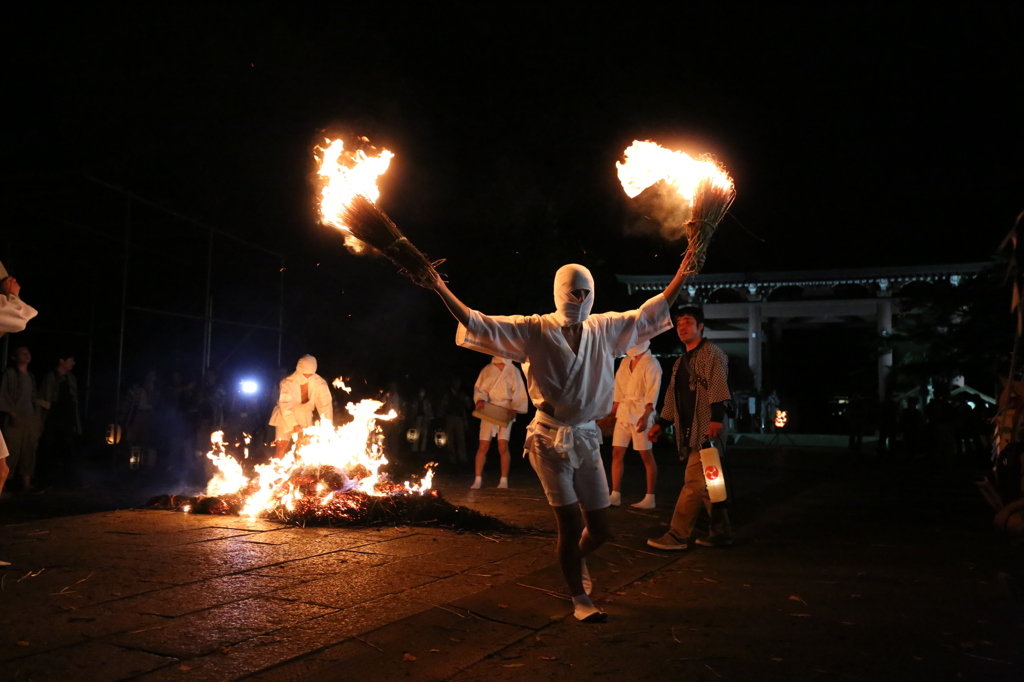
(624, 180, 692, 243)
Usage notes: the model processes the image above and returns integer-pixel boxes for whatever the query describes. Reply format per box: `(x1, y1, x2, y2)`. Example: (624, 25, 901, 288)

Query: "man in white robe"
(0, 266, 39, 499)
(428, 262, 688, 623)
(268, 355, 333, 457)
(471, 356, 528, 489)
(609, 340, 662, 509)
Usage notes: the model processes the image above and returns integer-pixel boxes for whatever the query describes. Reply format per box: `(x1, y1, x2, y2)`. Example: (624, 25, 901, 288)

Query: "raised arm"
(429, 272, 471, 327)
(661, 262, 688, 308)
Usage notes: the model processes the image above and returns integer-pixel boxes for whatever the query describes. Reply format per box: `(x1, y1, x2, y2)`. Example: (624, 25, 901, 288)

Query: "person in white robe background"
(268, 355, 333, 458)
(0, 263, 39, 499)
(428, 261, 688, 623)
(608, 340, 662, 509)
(471, 356, 528, 489)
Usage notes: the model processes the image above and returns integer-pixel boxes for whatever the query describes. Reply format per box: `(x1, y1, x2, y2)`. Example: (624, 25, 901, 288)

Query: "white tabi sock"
(581, 558, 593, 595)
(631, 494, 656, 509)
(608, 491, 621, 506)
(470, 477, 482, 490)
(497, 477, 508, 489)
(572, 594, 606, 623)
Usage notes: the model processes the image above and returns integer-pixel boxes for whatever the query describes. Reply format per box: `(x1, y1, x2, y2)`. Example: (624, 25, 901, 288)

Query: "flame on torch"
(333, 377, 352, 393)
(316, 137, 394, 253)
(617, 140, 736, 276)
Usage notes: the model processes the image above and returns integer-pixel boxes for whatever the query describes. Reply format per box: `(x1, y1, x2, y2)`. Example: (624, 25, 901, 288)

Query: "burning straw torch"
(316, 137, 442, 286)
(617, 140, 736, 502)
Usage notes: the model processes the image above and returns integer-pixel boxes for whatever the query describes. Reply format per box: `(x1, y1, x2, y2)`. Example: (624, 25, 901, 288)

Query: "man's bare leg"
(496, 439, 511, 487)
(631, 449, 658, 508)
(553, 503, 609, 622)
(472, 440, 489, 488)
(609, 446, 626, 505)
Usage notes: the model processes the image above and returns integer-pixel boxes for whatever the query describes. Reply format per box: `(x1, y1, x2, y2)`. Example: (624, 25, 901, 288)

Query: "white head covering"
(625, 340, 650, 357)
(552, 264, 595, 326)
(296, 355, 317, 374)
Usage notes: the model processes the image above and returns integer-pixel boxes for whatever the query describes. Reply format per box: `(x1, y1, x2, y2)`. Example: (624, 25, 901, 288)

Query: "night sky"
(3, 6, 1023, 405)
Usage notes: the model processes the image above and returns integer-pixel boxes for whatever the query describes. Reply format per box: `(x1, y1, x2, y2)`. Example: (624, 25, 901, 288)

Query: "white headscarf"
(625, 340, 650, 357)
(296, 355, 317, 375)
(552, 264, 595, 326)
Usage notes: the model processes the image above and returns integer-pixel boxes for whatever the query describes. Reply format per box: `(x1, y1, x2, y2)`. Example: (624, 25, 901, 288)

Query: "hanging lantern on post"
(105, 424, 122, 445)
(406, 428, 419, 443)
(699, 441, 727, 503)
(433, 429, 448, 448)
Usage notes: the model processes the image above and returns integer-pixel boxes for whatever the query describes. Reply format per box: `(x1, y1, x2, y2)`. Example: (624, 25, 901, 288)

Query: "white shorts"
(611, 419, 653, 450)
(527, 430, 610, 511)
(479, 420, 512, 441)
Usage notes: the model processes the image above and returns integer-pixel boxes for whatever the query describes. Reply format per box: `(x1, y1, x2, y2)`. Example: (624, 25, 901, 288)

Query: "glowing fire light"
(617, 140, 733, 200)
(203, 398, 433, 519)
(775, 410, 788, 428)
(333, 377, 352, 393)
(316, 137, 394, 253)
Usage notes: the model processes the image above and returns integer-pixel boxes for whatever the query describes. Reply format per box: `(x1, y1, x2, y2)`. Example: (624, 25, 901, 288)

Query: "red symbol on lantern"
(705, 466, 719, 480)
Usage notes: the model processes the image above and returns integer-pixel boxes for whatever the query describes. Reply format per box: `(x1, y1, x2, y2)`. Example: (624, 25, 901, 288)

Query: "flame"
(315, 137, 394, 253)
(775, 410, 788, 428)
(616, 140, 733, 220)
(204, 398, 433, 519)
(333, 377, 352, 393)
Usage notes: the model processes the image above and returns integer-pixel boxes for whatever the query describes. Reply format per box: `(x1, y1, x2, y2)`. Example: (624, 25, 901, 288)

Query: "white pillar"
(878, 299, 893, 401)
(749, 304, 763, 393)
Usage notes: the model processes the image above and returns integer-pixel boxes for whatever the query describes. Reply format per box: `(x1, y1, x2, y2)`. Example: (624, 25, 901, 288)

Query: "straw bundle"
(679, 173, 736, 277)
(340, 194, 442, 287)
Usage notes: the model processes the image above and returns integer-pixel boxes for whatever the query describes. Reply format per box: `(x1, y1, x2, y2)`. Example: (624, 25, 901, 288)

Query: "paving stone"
(133, 594, 432, 682)
(245, 547, 394, 579)
(105, 574, 303, 617)
(0, 641, 176, 682)
(0, 605, 166, 663)
(272, 563, 438, 609)
(450, 580, 570, 630)
(399, 573, 498, 607)
(105, 596, 335, 658)
(251, 601, 530, 681)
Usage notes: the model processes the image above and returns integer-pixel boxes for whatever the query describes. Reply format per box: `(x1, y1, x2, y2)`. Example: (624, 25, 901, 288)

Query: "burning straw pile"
(316, 137, 441, 287)
(617, 140, 736, 277)
(143, 398, 517, 533)
(144, 488, 517, 533)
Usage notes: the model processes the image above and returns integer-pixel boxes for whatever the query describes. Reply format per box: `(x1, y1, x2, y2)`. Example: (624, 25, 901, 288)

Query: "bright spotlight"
(240, 380, 259, 394)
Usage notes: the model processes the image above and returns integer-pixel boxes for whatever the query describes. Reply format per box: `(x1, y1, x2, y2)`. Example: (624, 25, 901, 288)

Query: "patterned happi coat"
(660, 339, 731, 454)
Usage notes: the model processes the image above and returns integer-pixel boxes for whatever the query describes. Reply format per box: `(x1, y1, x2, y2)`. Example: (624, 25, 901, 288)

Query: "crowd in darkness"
(0, 346, 82, 492)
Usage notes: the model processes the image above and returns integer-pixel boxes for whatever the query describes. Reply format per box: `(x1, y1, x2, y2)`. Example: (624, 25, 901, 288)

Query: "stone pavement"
(1, 448, 1021, 681)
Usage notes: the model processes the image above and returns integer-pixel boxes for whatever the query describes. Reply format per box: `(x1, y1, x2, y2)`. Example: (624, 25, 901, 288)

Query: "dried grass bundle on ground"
(341, 194, 442, 287)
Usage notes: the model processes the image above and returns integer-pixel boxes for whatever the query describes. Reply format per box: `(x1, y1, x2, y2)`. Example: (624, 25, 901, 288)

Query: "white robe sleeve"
(456, 311, 538, 364)
(642, 356, 662, 409)
(473, 367, 490, 404)
(314, 376, 333, 426)
(0, 295, 38, 333)
(277, 379, 298, 430)
(601, 294, 672, 358)
(613, 361, 628, 404)
(511, 365, 528, 414)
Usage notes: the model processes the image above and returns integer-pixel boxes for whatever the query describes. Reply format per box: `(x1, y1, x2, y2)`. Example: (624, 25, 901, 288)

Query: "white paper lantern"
(699, 443, 727, 503)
